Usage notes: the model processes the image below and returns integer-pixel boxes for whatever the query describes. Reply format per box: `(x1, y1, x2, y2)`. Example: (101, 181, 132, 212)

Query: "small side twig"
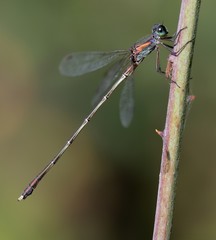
(152, 0, 201, 240)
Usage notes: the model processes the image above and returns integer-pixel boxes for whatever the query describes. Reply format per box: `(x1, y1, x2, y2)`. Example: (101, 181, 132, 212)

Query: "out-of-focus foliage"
(0, 1, 214, 239)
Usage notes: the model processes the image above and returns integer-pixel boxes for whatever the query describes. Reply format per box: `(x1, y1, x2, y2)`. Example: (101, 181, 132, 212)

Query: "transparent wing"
(92, 57, 130, 107)
(59, 50, 128, 77)
(119, 76, 135, 128)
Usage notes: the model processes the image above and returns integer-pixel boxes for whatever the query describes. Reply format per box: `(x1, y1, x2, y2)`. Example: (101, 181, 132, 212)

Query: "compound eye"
(158, 26, 163, 32)
(157, 25, 168, 37)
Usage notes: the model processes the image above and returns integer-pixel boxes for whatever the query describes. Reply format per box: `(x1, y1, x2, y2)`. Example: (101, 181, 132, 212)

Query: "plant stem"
(152, 0, 201, 239)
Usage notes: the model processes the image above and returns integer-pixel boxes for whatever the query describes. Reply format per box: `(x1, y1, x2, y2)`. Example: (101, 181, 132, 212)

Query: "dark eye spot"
(66, 54, 74, 60)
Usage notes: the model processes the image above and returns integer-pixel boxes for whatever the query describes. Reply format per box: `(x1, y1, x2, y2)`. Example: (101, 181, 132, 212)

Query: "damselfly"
(18, 24, 188, 201)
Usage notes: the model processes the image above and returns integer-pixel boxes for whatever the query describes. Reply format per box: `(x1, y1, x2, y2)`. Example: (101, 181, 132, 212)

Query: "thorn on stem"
(187, 95, 196, 104)
(155, 129, 164, 139)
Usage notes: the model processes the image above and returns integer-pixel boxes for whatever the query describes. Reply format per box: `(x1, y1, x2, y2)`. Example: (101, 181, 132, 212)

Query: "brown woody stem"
(152, 0, 201, 239)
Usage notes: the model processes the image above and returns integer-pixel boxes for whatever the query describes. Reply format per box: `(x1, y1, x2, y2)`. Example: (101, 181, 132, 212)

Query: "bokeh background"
(0, 0, 214, 239)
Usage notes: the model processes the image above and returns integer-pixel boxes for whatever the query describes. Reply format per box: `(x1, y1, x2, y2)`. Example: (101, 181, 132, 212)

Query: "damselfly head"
(152, 24, 168, 39)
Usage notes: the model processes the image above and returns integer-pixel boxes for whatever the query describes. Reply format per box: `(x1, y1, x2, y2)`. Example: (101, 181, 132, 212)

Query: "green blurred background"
(0, 0, 214, 239)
